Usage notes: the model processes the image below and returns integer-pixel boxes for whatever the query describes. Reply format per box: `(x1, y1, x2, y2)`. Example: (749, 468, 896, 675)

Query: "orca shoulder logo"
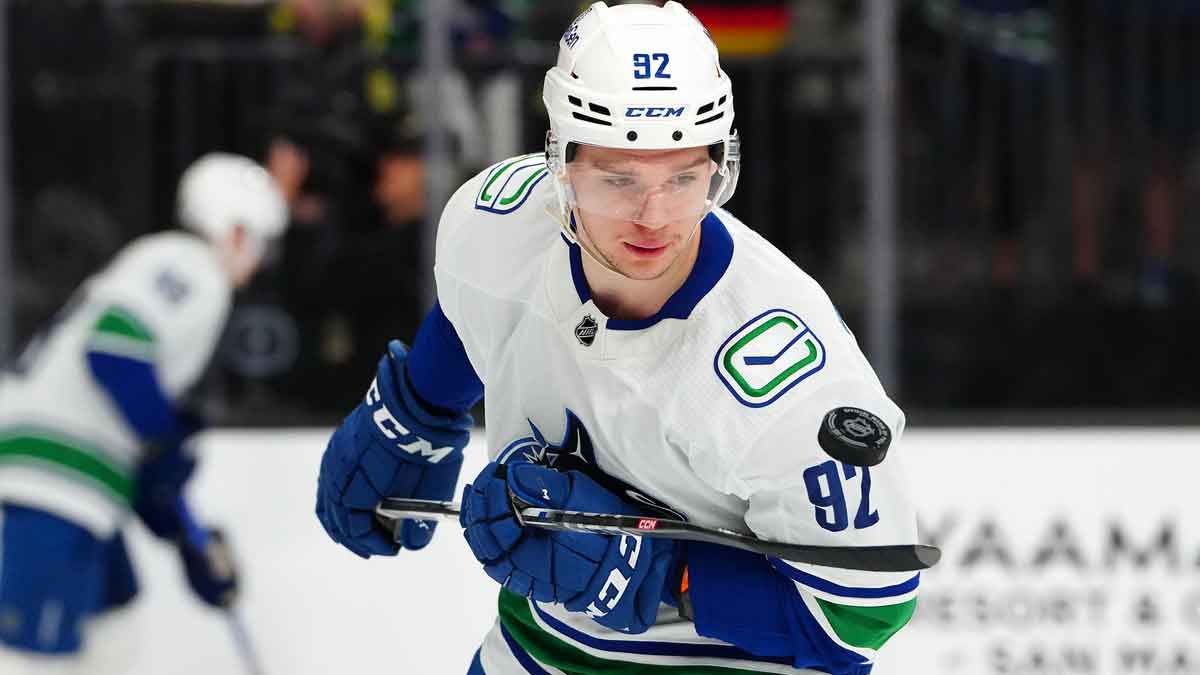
(714, 308, 826, 408)
(497, 410, 685, 521)
(574, 314, 598, 347)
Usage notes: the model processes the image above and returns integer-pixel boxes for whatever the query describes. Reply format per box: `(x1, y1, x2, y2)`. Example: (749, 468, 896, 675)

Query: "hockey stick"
(375, 497, 940, 572)
(226, 608, 267, 675)
(177, 497, 266, 675)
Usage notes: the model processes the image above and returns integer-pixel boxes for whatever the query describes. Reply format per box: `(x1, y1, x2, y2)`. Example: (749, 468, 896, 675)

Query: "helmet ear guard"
(709, 130, 741, 209)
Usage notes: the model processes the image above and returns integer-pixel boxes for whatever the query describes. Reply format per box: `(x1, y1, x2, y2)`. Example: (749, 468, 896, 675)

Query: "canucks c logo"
(715, 308, 827, 408)
(497, 409, 684, 521)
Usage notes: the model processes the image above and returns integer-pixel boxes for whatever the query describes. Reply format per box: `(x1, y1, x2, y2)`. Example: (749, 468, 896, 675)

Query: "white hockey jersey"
(438, 155, 920, 673)
(0, 232, 230, 536)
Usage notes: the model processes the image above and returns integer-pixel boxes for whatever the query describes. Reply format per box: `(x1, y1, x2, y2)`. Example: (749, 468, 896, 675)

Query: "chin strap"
(547, 201, 624, 279)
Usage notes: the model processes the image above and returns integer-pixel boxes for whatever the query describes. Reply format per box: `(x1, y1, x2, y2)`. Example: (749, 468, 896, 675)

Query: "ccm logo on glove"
(584, 534, 641, 619)
(366, 377, 456, 463)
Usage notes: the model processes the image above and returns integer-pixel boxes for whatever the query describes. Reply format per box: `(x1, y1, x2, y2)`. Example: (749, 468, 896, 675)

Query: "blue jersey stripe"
(468, 649, 486, 674)
(530, 602, 794, 666)
(769, 559, 920, 599)
(561, 212, 735, 330)
(500, 623, 554, 675)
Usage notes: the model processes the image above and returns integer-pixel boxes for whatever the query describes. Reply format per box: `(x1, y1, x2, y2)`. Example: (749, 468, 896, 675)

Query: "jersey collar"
(562, 211, 734, 331)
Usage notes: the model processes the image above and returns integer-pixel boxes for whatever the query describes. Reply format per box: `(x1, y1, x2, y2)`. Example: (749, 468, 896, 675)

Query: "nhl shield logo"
(574, 314, 598, 346)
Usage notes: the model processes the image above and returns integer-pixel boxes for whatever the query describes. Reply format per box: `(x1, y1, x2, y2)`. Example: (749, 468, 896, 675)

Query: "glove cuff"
(380, 341, 473, 433)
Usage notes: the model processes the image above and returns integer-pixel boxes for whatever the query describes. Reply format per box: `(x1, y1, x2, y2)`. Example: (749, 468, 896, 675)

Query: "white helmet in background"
(176, 153, 288, 286)
(543, 1, 741, 227)
(177, 152, 287, 246)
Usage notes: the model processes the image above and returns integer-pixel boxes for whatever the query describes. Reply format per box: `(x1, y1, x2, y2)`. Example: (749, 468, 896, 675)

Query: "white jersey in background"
(0, 231, 230, 537)
(438, 155, 919, 674)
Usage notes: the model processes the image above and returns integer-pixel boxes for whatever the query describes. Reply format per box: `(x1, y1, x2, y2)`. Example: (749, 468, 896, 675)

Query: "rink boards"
(121, 428, 1200, 675)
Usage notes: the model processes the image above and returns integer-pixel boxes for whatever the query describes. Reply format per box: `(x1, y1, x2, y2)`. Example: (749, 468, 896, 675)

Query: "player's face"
(568, 145, 717, 280)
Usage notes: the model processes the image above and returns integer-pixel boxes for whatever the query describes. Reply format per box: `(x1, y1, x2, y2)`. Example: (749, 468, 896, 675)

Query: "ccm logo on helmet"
(625, 106, 685, 118)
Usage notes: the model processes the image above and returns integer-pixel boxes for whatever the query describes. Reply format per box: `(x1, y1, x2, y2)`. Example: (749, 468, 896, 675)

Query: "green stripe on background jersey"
(497, 589, 770, 674)
(93, 306, 155, 343)
(814, 597, 917, 651)
(0, 433, 134, 504)
(89, 306, 157, 361)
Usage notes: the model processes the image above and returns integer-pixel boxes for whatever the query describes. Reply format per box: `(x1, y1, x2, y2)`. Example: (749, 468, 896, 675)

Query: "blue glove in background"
(171, 495, 238, 609)
(460, 461, 677, 634)
(133, 413, 204, 540)
(316, 340, 471, 558)
(179, 527, 239, 608)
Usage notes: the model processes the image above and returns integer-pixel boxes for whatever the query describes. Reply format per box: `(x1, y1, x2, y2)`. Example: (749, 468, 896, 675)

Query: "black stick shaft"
(375, 497, 939, 572)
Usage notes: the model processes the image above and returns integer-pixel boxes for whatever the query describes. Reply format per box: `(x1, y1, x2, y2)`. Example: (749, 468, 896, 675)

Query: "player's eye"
(670, 173, 698, 187)
(602, 176, 636, 188)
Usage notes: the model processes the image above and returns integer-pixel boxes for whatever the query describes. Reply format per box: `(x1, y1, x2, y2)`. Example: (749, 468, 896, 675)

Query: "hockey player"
(316, 2, 921, 673)
(0, 153, 287, 673)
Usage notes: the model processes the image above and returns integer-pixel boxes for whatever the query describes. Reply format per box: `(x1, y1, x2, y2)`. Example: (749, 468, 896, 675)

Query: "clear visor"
(564, 143, 728, 227)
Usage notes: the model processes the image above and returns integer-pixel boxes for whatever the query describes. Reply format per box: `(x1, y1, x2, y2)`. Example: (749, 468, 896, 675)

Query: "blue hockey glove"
(180, 527, 239, 609)
(460, 461, 677, 634)
(132, 413, 205, 539)
(316, 340, 471, 558)
(169, 496, 239, 609)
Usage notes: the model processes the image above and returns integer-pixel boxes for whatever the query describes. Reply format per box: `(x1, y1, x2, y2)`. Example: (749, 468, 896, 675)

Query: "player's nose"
(630, 187, 673, 228)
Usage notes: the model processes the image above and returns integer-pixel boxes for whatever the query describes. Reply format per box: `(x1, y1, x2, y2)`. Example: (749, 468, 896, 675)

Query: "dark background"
(6, 0, 1199, 425)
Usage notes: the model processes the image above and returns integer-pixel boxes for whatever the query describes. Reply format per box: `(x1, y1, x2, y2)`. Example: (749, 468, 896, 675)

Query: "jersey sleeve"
(406, 302, 483, 413)
(85, 306, 181, 443)
(685, 376, 919, 672)
(432, 154, 556, 387)
(83, 235, 231, 444)
(432, 167, 496, 382)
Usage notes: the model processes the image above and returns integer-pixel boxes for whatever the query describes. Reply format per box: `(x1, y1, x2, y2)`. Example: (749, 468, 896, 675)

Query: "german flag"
(688, 3, 790, 57)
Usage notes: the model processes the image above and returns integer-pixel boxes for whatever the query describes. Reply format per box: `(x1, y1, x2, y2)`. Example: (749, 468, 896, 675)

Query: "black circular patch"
(817, 407, 892, 467)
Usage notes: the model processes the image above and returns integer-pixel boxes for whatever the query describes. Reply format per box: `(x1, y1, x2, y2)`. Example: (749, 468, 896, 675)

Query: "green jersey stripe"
(497, 590, 774, 674)
(0, 434, 135, 504)
(93, 306, 155, 343)
(480, 157, 525, 203)
(476, 154, 547, 214)
(814, 597, 916, 651)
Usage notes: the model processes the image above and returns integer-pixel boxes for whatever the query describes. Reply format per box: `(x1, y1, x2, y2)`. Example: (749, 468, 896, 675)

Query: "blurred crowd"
(6, 0, 1199, 420)
(898, 0, 1200, 407)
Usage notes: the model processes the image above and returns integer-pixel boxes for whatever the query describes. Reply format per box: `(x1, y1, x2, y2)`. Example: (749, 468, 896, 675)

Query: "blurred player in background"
(0, 153, 287, 673)
(316, 2, 921, 673)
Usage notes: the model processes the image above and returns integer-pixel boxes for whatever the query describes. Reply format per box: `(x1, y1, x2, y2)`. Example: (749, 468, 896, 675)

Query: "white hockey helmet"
(177, 152, 288, 246)
(543, 1, 740, 225)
